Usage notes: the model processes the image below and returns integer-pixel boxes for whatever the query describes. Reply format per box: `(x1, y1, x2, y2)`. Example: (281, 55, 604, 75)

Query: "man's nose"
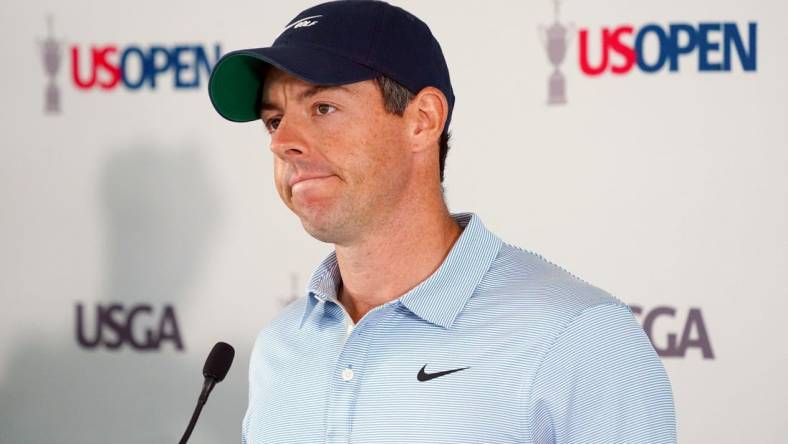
(270, 117, 308, 159)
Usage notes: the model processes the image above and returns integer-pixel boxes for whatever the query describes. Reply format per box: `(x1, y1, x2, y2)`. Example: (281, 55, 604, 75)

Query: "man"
(208, 1, 676, 443)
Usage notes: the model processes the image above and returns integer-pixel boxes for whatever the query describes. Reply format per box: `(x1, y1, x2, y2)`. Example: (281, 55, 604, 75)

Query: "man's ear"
(405, 87, 448, 153)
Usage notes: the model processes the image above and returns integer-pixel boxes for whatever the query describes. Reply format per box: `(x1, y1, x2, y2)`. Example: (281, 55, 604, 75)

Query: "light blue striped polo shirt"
(243, 213, 676, 443)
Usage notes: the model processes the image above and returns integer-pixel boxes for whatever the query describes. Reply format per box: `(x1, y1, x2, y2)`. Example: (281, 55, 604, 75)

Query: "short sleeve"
(529, 303, 677, 444)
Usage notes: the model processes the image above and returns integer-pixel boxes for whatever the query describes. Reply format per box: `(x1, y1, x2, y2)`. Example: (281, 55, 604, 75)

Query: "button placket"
(324, 304, 393, 444)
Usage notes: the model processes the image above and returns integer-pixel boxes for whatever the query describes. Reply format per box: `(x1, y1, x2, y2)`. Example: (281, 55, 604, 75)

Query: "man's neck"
(335, 205, 461, 324)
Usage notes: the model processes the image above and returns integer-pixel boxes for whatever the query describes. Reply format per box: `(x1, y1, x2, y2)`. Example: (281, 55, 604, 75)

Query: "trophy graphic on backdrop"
(39, 15, 63, 114)
(280, 272, 301, 308)
(539, 0, 574, 105)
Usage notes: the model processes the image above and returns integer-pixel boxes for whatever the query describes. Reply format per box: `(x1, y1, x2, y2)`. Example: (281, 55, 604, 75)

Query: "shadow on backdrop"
(0, 143, 245, 444)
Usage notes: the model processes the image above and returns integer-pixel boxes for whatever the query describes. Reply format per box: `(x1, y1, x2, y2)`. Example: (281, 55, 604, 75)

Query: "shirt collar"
(299, 213, 503, 329)
(298, 250, 342, 328)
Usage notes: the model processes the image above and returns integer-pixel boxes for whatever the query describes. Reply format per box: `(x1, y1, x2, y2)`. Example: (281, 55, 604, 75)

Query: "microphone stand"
(178, 377, 217, 444)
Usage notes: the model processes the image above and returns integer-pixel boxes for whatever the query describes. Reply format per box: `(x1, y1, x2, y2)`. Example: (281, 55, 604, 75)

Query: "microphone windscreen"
(203, 342, 235, 382)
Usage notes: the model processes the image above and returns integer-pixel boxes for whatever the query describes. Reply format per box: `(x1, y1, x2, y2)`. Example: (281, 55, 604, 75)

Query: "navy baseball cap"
(208, 0, 454, 129)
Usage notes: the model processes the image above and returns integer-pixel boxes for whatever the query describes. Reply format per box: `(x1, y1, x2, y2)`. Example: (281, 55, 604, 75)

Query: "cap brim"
(208, 46, 380, 122)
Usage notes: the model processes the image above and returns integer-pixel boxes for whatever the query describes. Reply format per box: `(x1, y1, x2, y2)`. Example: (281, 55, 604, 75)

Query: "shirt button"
(346, 324, 354, 336)
(341, 368, 354, 381)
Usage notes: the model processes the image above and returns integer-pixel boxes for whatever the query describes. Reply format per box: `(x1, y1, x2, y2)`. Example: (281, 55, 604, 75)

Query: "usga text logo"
(579, 22, 757, 75)
(70, 42, 222, 90)
(630, 305, 714, 359)
(76, 303, 184, 351)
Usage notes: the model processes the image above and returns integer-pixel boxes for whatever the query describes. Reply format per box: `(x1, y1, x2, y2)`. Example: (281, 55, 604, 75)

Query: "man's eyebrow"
(260, 84, 352, 116)
(260, 100, 281, 113)
(298, 84, 351, 100)
(260, 85, 351, 111)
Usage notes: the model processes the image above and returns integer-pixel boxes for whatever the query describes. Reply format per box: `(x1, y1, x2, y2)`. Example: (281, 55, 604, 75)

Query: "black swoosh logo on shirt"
(417, 364, 470, 382)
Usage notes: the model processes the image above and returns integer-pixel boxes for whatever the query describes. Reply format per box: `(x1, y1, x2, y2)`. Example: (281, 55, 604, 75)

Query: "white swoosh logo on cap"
(283, 15, 323, 31)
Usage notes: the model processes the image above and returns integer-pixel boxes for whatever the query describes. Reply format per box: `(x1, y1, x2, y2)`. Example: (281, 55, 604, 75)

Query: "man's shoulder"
(476, 241, 627, 324)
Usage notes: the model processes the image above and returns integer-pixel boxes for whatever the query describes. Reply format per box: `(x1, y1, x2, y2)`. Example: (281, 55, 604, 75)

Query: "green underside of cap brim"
(209, 54, 268, 123)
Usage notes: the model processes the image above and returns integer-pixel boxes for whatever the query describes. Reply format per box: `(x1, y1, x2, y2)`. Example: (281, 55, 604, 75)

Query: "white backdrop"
(1, 0, 786, 443)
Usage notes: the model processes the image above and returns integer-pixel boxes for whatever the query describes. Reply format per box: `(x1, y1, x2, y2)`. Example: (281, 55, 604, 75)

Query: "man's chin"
(291, 195, 359, 245)
(295, 207, 345, 244)
(299, 215, 344, 244)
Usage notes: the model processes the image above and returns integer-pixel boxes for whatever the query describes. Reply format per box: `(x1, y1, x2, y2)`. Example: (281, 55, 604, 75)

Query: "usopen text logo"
(538, 1, 758, 104)
(578, 22, 757, 76)
(39, 17, 223, 113)
(70, 41, 221, 90)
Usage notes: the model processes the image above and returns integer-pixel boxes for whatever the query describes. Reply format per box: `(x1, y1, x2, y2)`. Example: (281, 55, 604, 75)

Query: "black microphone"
(178, 342, 235, 444)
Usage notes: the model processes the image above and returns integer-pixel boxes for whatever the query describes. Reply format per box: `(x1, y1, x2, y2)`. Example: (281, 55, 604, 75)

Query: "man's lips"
(288, 173, 335, 188)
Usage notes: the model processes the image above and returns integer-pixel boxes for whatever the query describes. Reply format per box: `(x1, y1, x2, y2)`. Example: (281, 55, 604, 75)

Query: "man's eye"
(265, 118, 281, 132)
(315, 103, 336, 115)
